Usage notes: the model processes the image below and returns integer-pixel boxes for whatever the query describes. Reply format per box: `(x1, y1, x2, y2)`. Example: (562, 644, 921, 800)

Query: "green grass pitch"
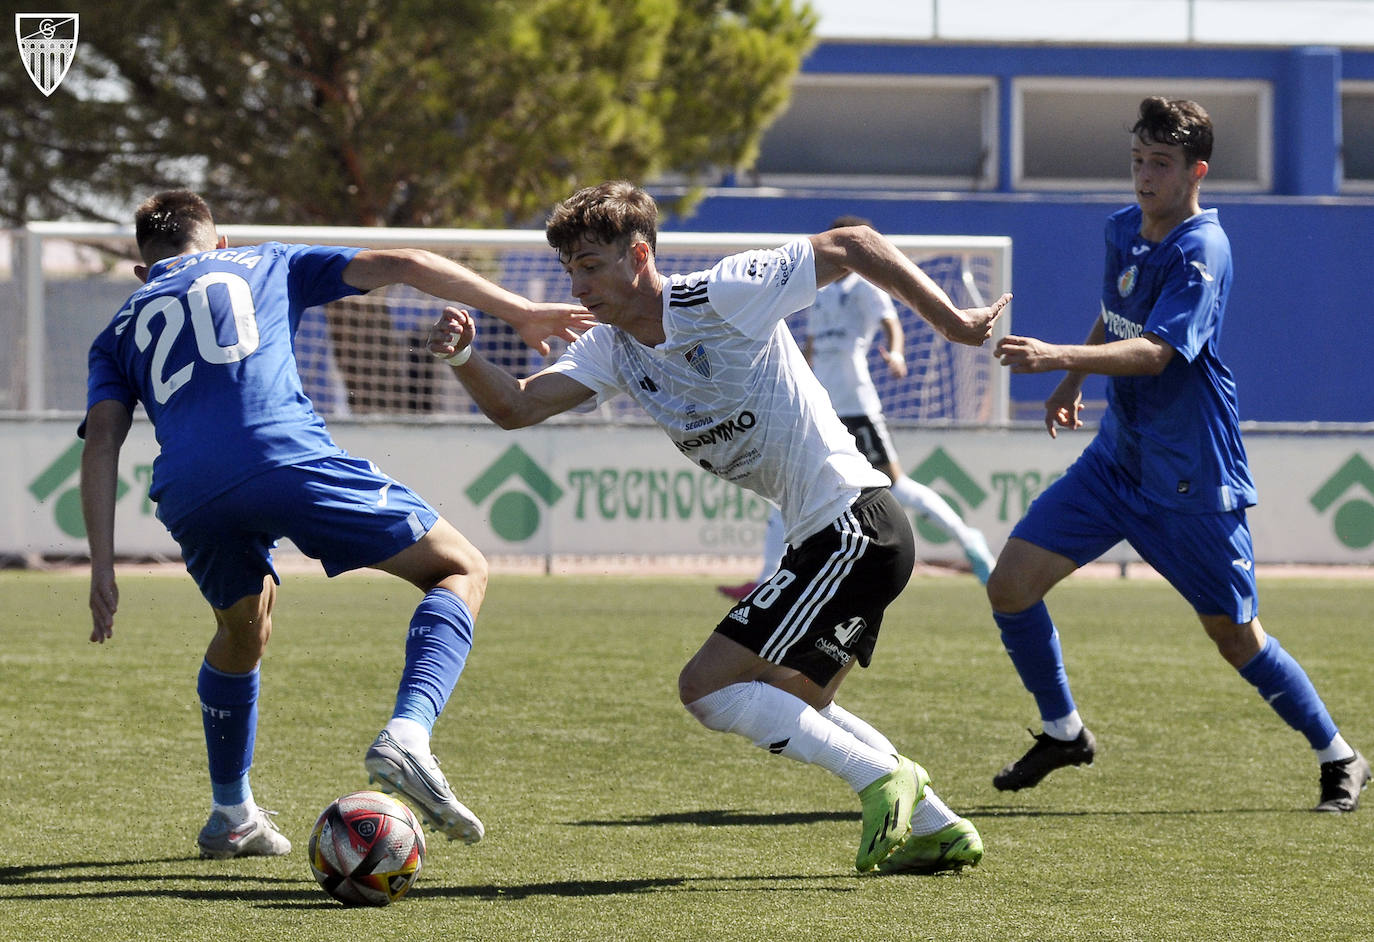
(2, 570, 1370, 940)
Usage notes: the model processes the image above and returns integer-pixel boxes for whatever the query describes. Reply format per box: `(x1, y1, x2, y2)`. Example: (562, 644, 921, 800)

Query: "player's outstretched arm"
(994, 328, 1173, 377)
(80, 400, 132, 642)
(428, 307, 595, 429)
(344, 248, 595, 355)
(811, 226, 1010, 347)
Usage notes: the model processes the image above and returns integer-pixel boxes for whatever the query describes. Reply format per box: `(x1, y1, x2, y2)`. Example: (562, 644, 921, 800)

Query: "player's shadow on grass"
(570, 808, 852, 828)
(0, 856, 322, 904)
(966, 804, 1299, 817)
(413, 873, 857, 901)
(0, 856, 855, 907)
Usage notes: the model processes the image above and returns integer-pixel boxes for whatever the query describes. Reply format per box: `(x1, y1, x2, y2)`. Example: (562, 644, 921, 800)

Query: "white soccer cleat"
(197, 805, 293, 859)
(364, 729, 485, 843)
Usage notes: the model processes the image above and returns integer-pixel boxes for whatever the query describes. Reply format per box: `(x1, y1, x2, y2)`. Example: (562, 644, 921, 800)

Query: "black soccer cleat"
(994, 727, 1097, 791)
(1314, 750, 1371, 813)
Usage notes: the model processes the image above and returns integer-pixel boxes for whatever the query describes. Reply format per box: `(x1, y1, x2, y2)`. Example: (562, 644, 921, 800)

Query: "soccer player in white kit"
(721, 215, 997, 599)
(429, 181, 1011, 873)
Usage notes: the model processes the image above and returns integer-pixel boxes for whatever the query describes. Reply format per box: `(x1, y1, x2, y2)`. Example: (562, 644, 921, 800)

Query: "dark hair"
(546, 181, 658, 262)
(134, 190, 217, 264)
(1133, 96, 1213, 164)
(828, 214, 873, 231)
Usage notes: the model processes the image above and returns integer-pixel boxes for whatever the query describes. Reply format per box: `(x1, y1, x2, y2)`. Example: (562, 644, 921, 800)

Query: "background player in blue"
(428, 181, 1010, 874)
(79, 190, 592, 858)
(986, 98, 1368, 812)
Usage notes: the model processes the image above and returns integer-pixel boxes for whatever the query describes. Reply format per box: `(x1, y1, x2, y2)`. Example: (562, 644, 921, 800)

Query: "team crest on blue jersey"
(684, 343, 712, 379)
(1117, 265, 1138, 297)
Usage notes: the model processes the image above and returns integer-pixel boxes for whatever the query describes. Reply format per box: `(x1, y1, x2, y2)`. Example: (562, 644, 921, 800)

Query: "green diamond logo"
(907, 446, 987, 545)
(466, 445, 563, 542)
(1309, 454, 1374, 549)
(29, 440, 130, 539)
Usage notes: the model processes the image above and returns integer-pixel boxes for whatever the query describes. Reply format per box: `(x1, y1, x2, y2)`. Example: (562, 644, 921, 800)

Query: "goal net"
(7, 224, 1011, 424)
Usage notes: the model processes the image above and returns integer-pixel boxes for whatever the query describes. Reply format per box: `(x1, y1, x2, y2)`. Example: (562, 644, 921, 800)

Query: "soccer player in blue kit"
(988, 97, 1369, 812)
(80, 190, 592, 858)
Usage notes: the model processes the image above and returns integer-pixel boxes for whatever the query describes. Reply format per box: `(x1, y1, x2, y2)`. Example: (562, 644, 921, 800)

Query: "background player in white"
(987, 98, 1368, 811)
(720, 215, 996, 600)
(80, 190, 591, 858)
(428, 181, 1010, 873)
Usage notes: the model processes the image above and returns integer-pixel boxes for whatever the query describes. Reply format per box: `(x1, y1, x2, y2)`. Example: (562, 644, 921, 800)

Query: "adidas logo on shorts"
(728, 606, 750, 624)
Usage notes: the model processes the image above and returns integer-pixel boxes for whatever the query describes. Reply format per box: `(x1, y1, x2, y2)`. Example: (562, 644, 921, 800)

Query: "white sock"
(384, 716, 431, 754)
(756, 507, 787, 582)
(1317, 733, 1355, 764)
(909, 788, 962, 836)
(1043, 710, 1084, 741)
(890, 477, 978, 547)
(213, 798, 256, 826)
(686, 682, 896, 792)
(819, 701, 897, 755)
(821, 702, 963, 835)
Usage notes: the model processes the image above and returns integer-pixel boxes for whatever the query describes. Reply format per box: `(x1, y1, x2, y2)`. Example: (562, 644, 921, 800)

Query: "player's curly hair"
(1133, 96, 1213, 165)
(134, 190, 217, 264)
(546, 180, 658, 263)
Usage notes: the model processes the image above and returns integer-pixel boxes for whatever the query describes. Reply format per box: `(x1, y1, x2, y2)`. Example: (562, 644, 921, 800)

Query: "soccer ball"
(308, 790, 427, 906)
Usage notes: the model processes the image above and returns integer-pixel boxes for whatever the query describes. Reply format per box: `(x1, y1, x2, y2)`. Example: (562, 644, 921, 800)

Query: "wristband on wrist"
(442, 344, 473, 366)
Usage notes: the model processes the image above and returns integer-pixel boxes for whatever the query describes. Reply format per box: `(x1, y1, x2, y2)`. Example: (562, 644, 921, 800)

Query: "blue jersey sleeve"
(280, 243, 365, 333)
(85, 323, 138, 414)
(1141, 234, 1228, 363)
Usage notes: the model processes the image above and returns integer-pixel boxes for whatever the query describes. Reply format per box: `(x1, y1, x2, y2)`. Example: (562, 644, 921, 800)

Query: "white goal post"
(7, 222, 1011, 424)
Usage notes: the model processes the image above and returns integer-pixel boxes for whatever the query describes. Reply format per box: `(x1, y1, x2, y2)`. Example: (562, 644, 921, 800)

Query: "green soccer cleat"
(877, 817, 983, 875)
(856, 755, 928, 872)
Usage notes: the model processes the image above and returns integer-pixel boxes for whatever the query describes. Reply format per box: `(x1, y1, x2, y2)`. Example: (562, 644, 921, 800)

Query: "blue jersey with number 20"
(83, 242, 364, 526)
(1089, 206, 1256, 514)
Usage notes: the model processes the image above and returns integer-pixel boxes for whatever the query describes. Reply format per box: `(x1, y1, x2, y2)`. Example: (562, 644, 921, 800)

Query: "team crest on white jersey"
(1117, 264, 1138, 297)
(684, 343, 712, 379)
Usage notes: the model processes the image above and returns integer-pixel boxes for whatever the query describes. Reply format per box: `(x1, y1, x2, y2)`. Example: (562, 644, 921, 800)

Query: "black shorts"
(839, 414, 895, 468)
(714, 487, 915, 686)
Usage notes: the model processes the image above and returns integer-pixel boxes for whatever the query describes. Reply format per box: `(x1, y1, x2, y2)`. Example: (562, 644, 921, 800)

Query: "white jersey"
(806, 272, 898, 418)
(546, 238, 888, 543)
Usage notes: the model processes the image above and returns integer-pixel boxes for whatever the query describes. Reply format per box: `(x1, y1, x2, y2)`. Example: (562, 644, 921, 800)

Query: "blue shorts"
(166, 455, 439, 610)
(1012, 447, 1258, 622)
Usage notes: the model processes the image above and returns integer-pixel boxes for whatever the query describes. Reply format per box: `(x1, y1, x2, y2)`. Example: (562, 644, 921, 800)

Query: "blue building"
(663, 7, 1374, 422)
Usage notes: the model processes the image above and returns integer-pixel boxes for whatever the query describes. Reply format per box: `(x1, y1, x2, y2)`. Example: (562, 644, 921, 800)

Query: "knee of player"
(679, 661, 723, 711)
(465, 548, 490, 592)
(1201, 614, 1264, 668)
(453, 550, 489, 611)
(984, 563, 1022, 612)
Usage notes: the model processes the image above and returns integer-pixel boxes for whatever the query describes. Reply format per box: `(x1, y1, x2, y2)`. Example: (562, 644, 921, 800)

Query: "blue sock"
(994, 601, 1076, 724)
(198, 661, 259, 806)
(392, 588, 474, 733)
(1237, 635, 1339, 750)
